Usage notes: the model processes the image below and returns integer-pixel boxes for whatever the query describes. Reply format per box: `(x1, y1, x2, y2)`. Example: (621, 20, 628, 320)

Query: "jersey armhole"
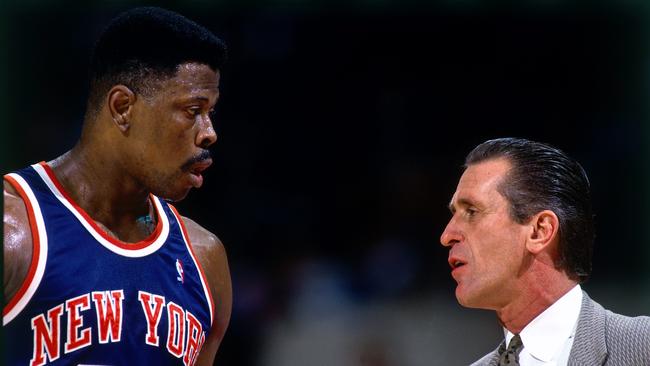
(168, 204, 216, 327)
(3, 174, 46, 325)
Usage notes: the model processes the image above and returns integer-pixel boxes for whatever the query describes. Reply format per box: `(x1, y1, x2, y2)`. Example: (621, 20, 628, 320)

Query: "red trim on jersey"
(39, 162, 163, 250)
(169, 205, 216, 327)
(3, 175, 41, 317)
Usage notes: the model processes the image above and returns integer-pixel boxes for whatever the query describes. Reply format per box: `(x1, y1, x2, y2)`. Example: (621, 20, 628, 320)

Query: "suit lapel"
(489, 346, 502, 366)
(469, 340, 502, 366)
(568, 292, 608, 365)
(487, 343, 502, 366)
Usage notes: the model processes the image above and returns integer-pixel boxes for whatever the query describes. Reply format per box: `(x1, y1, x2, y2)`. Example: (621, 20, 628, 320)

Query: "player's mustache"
(180, 150, 212, 172)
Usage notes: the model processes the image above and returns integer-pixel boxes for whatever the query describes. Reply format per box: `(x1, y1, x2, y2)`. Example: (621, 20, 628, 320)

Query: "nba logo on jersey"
(176, 259, 185, 284)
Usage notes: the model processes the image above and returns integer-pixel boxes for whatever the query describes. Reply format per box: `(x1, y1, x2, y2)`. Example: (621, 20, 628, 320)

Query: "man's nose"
(440, 218, 462, 247)
(197, 115, 217, 148)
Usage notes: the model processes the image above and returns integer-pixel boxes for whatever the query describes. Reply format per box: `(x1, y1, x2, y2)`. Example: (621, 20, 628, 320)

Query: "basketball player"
(3, 7, 231, 365)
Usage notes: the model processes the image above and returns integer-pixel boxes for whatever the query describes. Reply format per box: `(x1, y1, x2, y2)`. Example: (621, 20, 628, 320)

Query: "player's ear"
(525, 210, 559, 254)
(108, 85, 136, 133)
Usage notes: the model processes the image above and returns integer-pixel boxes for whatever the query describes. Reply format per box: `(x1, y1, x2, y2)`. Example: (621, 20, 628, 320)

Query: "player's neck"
(496, 268, 577, 334)
(47, 146, 151, 228)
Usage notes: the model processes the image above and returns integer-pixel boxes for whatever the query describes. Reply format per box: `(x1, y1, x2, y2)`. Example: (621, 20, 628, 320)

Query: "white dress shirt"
(503, 285, 583, 366)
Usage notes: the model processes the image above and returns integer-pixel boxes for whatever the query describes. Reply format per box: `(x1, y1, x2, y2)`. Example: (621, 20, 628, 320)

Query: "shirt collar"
(504, 285, 583, 362)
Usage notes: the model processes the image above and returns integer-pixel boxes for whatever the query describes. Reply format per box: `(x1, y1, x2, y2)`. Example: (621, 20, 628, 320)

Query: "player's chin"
(166, 193, 190, 203)
(154, 184, 192, 202)
(455, 286, 478, 308)
(456, 285, 496, 310)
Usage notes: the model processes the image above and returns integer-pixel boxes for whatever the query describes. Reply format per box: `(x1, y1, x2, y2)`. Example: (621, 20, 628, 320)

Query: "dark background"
(3, 1, 650, 365)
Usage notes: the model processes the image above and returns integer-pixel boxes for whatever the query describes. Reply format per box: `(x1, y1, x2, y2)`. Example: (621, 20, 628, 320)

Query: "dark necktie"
(498, 334, 523, 366)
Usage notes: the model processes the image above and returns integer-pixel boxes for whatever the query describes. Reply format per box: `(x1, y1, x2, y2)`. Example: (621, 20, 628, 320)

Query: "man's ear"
(525, 210, 560, 254)
(108, 85, 136, 133)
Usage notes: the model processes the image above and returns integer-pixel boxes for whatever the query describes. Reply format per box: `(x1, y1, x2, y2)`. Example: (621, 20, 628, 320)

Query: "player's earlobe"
(525, 210, 559, 254)
(108, 85, 135, 133)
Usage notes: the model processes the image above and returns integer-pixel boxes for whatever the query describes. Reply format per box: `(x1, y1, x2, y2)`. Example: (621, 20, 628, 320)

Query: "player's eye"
(187, 107, 202, 117)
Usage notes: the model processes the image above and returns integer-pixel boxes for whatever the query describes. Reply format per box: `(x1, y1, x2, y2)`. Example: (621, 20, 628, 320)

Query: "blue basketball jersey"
(3, 162, 214, 366)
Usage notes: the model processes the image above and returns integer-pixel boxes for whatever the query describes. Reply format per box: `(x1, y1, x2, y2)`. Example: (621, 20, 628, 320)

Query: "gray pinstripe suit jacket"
(471, 292, 650, 366)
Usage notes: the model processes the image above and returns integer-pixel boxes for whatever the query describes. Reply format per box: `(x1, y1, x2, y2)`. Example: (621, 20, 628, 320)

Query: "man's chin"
(455, 287, 480, 308)
(456, 288, 497, 310)
(155, 187, 191, 202)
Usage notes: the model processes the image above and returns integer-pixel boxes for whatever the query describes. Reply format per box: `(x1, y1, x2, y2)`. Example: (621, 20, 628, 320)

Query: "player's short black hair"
(465, 138, 594, 283)
(87, 6, 227, 117)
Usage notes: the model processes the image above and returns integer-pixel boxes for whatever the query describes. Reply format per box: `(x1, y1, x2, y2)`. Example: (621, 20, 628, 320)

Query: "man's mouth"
(448, 257, 467, 270)
(190, 159, 213, 174)
(187, 159, 213, 188)
(181, 150, 213, 172)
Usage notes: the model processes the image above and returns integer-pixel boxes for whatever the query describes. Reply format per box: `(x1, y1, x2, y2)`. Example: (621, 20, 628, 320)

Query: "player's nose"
(440, 217, 462, 247)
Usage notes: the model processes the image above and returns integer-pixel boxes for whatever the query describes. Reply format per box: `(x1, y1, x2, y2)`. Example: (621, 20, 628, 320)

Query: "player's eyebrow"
(448, 197, 476, 213)
(184, 96, 211, 102)
(180, 94, 220, 106)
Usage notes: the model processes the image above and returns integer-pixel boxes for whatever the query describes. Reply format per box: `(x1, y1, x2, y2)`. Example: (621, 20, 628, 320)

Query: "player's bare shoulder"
(3, 179, 34, 302)
(178, 216, 232, 365)
(180, 217, 228, 267)
(179, 216, 231, 304)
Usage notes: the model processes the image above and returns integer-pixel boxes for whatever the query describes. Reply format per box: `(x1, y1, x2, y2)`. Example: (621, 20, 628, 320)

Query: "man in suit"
(440, 138, 650, 366)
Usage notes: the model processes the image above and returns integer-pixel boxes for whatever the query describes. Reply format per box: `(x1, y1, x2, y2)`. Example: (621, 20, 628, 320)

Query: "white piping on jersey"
(169, 210, 214, 326)
(32, 163, 170, 258)
(3, 173, 49, 326)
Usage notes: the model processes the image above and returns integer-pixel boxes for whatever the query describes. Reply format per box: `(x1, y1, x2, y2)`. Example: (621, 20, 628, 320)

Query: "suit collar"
(568, 291, 608, 365)
(477, 291, 608, 366)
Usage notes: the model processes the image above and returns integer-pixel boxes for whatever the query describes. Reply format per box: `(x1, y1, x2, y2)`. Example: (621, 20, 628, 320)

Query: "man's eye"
(465, 208, 477, 217)
(187, 107, 202, 117)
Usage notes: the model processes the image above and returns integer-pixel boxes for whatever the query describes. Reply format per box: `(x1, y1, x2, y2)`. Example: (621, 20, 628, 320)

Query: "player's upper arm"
(3, 179, 34, 305)
(180, 216, 232, 365)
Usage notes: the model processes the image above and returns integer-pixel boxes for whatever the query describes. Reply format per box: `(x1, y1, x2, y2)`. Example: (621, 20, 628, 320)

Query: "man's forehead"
(450, 158, 511, 204)
(459, 158, 510, 186)
(158, 63, 220, 100)
(167, 63, 220, 88)
(176, 62, 219, 77)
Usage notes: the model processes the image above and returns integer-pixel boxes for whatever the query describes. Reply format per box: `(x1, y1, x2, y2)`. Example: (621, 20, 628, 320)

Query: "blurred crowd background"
(3, 1, 650, 365)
